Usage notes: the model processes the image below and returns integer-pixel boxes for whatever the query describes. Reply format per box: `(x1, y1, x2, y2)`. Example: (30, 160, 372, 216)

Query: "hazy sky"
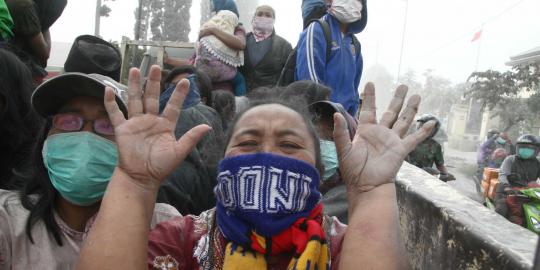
(50, 0, 540, 84)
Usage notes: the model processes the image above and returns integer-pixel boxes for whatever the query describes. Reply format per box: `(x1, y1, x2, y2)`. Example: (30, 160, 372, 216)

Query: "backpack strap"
(351, 35, 361, 58)
(307, 18, 332, 62)
(275, 18, 332, 87)
(308, 18, 361, 60)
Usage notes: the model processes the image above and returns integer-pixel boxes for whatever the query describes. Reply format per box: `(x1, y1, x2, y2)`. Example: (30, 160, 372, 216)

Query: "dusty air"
(1, 0, 539, 269)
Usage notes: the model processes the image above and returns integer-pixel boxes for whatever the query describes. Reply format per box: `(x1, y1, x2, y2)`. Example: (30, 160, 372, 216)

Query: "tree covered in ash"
(361, 65, 465, 121)
(200, 0, 212, 26)
(467, 63, 540, 132)
(395, 68, 465, 119)
(134, 0, 192, 42)
(99, 0, 115, 18)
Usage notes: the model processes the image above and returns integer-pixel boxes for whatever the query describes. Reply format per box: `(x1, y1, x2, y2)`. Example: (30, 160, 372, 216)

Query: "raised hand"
(104, 65, 211, 190)
(333, 83, 435, 197)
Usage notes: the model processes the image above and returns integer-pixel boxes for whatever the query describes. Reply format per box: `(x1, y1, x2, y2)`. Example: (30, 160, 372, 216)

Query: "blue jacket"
(295, 9, 367, 115)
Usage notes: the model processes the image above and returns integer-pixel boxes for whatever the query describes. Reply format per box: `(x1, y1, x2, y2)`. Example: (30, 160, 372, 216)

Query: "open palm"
(334, 83, 435, 195)
(104, 66, 210, 189)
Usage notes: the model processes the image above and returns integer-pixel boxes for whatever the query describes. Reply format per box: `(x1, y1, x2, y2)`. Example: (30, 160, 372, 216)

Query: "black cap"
(64, 35, 122, 81)
(31, 73, 128, 118)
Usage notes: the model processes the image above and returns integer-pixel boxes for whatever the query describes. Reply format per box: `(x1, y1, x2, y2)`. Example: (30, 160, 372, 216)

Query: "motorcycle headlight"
(531, 216, 540, 232)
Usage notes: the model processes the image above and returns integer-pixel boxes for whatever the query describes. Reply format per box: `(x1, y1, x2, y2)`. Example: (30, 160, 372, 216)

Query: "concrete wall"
(397, 163, 537, 269)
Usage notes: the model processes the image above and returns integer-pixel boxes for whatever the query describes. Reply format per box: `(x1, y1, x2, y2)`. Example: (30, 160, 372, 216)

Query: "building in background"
(447, 45, 540, 150)
(503, 46, 540, 137)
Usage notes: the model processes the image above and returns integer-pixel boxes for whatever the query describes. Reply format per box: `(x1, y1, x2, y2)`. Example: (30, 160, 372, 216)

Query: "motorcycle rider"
(495, 134, 540, 217)
(476, 130, 514, 180)
(407, 114, 453, 181)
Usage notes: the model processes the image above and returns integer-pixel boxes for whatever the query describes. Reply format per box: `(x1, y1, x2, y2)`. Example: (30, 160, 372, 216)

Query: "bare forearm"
(211, 28, 246, 50)
(340, 183, 410, 270)
(165, 57, 190, 68)
(76, 168, 157, 270)
(43, 30, 51, 52)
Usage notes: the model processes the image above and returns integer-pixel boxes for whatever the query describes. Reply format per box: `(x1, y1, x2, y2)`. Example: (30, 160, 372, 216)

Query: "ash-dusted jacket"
(295, 4, 368, 115)
(241, 32, 292, 92)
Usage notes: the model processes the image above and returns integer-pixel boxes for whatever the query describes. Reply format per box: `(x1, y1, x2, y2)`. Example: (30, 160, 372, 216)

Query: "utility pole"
(94, 0, 102, 36)
(135, 0, 144, 40)
(396, 0, 409, 83)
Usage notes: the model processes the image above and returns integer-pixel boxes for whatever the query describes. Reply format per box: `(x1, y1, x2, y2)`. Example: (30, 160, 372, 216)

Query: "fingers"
(143, 65, 162, 115)
(333, 113, 352, 161)
(162, 79, 189, 125)
(403, 120, 436, 153)
(358, 83, 377, 125)
(391, 94, 421, 138)
(104, 87, 126, 127)
(380, 85, 408, 128)
(127, 68, 143, 118)
(174, 124, 212, 161)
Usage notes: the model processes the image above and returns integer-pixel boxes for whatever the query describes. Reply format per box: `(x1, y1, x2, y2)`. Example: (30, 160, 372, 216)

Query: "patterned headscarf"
(199, 10, 244, 67)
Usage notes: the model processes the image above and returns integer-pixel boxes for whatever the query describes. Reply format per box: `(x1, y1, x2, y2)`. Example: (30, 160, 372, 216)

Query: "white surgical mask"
(252, 16, 275, 42)
(329, 0, 363, 24)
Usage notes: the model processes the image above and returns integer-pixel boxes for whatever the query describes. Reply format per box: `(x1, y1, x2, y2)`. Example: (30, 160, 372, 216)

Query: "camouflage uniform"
(407, 138, 444, 169)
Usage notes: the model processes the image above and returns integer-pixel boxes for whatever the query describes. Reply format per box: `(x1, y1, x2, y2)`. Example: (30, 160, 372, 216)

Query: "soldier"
(407, 114, 454, 181)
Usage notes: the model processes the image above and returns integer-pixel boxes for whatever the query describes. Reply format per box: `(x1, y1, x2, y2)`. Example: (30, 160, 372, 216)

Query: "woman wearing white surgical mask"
(328, 0, 364, 24)
(240, 5, 293, 92)
(295, 0, 367, 116)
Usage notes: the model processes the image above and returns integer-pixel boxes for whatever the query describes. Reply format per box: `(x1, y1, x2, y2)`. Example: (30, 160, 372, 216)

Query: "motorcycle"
(481, 168, 540, 234)
(504, 187, 540, 233)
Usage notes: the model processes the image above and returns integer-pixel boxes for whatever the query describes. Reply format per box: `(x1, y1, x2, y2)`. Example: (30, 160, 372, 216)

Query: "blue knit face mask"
(214, 153, 321, 239)
(42, 132, 118, 206)
(320, 140, 338, 181)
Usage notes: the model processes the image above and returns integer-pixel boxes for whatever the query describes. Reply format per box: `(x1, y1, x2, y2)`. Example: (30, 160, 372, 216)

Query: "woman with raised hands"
(76, 65, 435, 270)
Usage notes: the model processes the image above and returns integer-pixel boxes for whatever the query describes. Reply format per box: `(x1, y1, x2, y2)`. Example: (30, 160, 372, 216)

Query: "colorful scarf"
(214, 153, 329, 270)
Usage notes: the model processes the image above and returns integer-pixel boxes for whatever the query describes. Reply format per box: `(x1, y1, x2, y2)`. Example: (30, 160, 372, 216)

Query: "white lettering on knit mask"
(216, 166, 313, 213)
(217, 171, 235, 208)
(238, 166, 263, 211)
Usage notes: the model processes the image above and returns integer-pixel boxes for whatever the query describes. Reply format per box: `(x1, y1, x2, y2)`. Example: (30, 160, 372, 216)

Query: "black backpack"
(276, 18, 360, 87)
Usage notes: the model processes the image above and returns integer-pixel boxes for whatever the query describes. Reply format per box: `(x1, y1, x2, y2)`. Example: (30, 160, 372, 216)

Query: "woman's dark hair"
(19, 118, 65, 245)
(196, 71, 212, 106)
(164, 65, 213, 106)
(225, 87, 324, 175)
(0, 49, 43, 189)
(164, 65, 196, 83)
(281, 80, 332, 105)
(211, 90, 236, 131)
(160, 69, 171, 92)
(1, 49, 58, 244)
